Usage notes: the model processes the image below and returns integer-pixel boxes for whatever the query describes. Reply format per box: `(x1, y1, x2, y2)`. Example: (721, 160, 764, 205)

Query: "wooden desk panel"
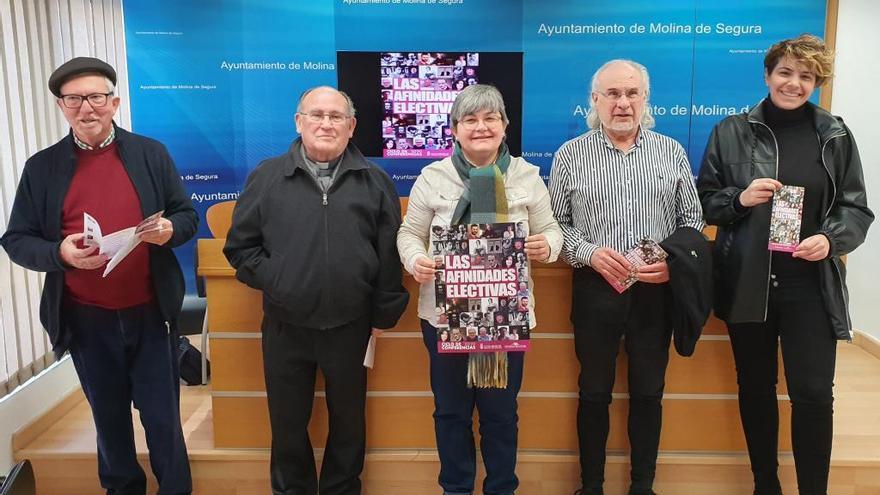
(211, 335, 786, 395)
(211, 395, 793, 451)
(199, 233, 780, 452)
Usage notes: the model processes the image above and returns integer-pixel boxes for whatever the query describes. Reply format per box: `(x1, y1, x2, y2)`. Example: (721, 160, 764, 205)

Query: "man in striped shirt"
(549, 59, 704, 495)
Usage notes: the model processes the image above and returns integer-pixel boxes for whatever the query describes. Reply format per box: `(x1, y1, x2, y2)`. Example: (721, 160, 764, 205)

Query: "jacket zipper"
(309, 170, 342, 329)
(819, 131, 852, 340)
(818, 131, 845, 218)
(748, 118, 778, 322)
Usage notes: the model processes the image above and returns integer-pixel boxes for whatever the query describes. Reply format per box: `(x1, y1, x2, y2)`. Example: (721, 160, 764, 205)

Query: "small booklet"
(603, 238, 668, 294)
(83, 210, 164, 277)
(768, 185, 805, 252)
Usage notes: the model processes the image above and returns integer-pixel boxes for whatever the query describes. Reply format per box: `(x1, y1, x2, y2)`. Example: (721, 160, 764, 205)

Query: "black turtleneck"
(763, 97, 829, 279)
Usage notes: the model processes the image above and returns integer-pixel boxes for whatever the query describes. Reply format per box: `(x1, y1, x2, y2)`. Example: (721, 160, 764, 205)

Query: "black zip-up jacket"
(223, 139, 409, 330)
(0, 124, 198, 355)
(697, 100, 873, 339)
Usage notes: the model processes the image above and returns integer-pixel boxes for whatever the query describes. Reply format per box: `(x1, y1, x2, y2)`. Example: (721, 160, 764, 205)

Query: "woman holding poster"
(697, 34, 872, 495)
(398, 84, 562, 495)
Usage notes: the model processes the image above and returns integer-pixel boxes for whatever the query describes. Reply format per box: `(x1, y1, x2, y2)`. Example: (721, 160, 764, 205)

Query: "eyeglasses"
(299, 111, 351, 125)
(595, 88, 644, 102)
(59, 92, 113, 109)
(458, 114, 503, 130)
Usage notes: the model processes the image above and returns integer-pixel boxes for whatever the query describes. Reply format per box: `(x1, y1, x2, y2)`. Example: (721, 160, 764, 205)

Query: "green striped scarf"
(450, 141, 512, 389)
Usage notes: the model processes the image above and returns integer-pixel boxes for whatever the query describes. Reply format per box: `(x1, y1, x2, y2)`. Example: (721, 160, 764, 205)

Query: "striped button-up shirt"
(549, 127, 704, 268)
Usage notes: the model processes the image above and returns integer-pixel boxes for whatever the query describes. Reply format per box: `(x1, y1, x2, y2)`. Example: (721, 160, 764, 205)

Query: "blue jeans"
(66, 300, 192, 495)
(421, 320, 524, 495)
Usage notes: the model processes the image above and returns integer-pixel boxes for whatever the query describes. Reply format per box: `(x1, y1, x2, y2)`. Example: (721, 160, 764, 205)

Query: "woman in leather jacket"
(697, 34, 873, 495)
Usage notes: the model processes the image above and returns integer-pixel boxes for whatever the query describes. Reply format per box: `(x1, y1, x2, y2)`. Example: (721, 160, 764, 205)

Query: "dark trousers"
(727, 273, 836, 495)
(262, 315, 371, 495)
(65, 300, 192, 495)
(571, 269, 672, 492)
(421, 320, 524, 495)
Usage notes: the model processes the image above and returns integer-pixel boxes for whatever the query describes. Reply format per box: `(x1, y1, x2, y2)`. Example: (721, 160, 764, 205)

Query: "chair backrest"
(205, 200, 236, 238)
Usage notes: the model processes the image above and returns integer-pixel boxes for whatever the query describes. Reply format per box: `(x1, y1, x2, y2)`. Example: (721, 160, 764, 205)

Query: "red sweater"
(61, 143, 153, 308)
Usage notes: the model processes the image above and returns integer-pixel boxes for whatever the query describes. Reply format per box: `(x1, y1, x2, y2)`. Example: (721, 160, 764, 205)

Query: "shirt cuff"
(577, 243, 599, 267)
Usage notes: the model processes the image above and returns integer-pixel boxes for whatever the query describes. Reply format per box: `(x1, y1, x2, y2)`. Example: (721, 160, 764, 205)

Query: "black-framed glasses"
(59, 92, 113, 109)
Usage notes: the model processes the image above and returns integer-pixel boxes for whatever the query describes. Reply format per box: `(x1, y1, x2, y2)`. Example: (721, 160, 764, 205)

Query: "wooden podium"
(197, 202, 789, 453)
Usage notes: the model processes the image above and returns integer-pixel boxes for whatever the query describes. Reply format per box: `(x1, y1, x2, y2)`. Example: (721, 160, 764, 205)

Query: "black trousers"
(66, 300, 192, 495)
(262, 315, 371, 495)
(571, 268, 672, 492)
(727, 272, 836, 495)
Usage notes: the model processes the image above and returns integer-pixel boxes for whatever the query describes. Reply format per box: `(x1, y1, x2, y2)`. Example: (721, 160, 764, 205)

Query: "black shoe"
(574, 488, 604, 495)
(628, 488, 657, 495)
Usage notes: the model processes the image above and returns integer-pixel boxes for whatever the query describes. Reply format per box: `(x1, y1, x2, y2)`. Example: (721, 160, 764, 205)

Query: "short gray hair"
(450, 84, 509, 127)
(586, 59, 655, 130)
(296, 86, 356, 117)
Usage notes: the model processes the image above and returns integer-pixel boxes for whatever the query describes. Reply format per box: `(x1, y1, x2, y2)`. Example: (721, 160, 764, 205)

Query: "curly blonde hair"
(764, 34, 834, 86)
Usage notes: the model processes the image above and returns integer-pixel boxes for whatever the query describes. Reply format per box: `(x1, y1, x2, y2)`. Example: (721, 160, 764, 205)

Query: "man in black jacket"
(1, 57, 196, 494)
(224, 86, 409, 495)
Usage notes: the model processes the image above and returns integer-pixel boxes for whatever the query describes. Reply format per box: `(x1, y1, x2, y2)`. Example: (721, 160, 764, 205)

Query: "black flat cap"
(48, 57, 117, 97)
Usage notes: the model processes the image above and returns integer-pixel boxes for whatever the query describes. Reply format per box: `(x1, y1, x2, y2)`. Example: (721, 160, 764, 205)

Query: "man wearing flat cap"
(1, 57, 196, 494)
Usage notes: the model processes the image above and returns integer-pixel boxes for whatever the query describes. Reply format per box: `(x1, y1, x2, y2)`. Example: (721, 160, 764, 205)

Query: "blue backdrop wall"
(122, 0, 826, 293)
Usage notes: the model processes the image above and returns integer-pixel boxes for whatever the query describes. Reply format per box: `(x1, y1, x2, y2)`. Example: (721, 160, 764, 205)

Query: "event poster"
(431, 222, 531, 353)
(768, 185, 805, 252)
(381, 52, 475, 158)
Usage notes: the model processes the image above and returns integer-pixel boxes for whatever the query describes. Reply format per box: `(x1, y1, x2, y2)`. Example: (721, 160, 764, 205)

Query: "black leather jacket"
(697, 100, 873, 340)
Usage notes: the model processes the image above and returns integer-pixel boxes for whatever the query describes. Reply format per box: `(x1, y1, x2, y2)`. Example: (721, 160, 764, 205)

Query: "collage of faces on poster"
(381, 52, 479, 158)
(432, 222, 531, 353)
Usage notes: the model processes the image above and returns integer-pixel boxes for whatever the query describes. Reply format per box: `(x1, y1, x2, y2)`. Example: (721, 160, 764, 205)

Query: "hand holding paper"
(590, 247, 632, 283)
(412, 255, 437, 284)
(137, 214, 174, 245)
(601, 239, 668, 293)
(524, 233, 550, 261)
(81, 210, 164, 277)
(740, 178, 784, 207)
(636, 260, 670, 284)
(60, 232, 108, 270)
